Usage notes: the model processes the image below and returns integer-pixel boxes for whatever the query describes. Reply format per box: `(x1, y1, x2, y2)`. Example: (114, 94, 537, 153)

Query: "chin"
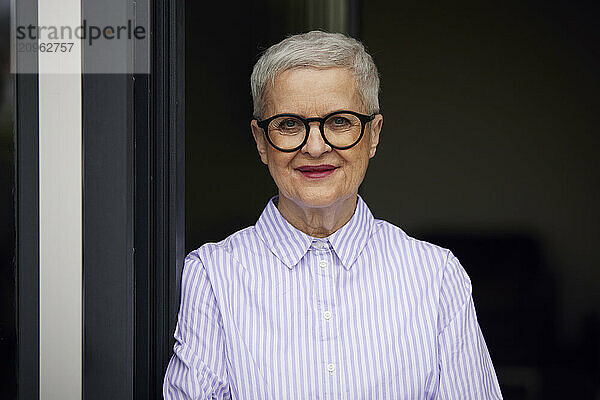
(294, 189, 343, 209)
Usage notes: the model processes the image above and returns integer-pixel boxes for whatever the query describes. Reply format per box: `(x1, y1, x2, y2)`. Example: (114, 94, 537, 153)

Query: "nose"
(301, 122, 331, 157)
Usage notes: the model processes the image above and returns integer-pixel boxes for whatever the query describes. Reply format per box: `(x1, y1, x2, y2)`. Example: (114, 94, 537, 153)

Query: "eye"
(326, 115, 353, 130)
(279, 118, 300, 129)
(332, 117, 349, 125)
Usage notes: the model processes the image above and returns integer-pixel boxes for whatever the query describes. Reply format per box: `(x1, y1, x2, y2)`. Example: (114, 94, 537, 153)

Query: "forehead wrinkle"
(268, 70, 364, 117)
(276, 98, 356, 118)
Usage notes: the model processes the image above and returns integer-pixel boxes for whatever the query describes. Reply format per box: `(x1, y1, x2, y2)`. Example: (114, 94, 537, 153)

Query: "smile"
(295, 164, 338, 179)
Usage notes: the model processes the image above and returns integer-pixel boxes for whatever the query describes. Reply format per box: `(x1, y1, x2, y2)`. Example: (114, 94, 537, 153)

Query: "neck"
(276, 193, 358, 238)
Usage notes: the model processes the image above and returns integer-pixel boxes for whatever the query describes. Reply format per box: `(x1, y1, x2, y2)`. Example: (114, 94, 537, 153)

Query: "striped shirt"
(163, 195, 502, 399)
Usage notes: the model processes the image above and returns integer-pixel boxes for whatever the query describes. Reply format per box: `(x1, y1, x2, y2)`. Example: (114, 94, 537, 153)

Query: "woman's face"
(251, 67, 383, 210)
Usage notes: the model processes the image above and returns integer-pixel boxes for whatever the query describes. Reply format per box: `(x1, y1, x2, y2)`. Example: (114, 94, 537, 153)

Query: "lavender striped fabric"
(163, 195, 502, 399)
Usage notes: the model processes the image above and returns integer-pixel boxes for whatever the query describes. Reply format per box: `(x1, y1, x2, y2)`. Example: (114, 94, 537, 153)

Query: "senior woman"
(164, 31, 502, 399)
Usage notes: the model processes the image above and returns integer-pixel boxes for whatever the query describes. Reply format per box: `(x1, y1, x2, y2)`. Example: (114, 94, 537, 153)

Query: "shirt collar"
(254, 194, 375, 270)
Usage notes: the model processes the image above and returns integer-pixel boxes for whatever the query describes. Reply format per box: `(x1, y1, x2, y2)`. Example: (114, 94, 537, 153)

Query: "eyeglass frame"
(255, 109, 378, 152)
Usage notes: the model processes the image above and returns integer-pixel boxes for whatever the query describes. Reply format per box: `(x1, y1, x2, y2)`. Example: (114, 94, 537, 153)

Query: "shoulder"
(189, 225, 255, 257)
(371, 218, 470, 285)
(372, 218, 453, 266)
(372, 218, 472, 312)
(184, 225, 268, 275)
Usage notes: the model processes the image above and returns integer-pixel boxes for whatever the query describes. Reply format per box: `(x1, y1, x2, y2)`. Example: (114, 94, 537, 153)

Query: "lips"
(295, 164, 338, 179)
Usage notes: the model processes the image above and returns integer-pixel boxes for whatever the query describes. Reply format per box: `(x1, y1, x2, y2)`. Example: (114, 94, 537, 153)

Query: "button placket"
(309, 244, 340, 398)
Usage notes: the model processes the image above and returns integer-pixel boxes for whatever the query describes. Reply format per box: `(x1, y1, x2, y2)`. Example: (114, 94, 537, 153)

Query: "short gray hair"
(251, 30, 380, 119)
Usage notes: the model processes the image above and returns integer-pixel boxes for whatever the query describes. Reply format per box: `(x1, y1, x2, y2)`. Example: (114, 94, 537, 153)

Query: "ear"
(368, 114, 383, 158)
(251, 119, 269, 165)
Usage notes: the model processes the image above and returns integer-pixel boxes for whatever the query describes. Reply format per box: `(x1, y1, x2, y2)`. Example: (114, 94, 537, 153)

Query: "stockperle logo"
(16, 19, 146, 46)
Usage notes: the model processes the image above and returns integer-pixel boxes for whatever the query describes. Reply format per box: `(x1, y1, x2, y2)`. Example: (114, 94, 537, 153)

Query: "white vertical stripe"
(38, 0, 82, 398)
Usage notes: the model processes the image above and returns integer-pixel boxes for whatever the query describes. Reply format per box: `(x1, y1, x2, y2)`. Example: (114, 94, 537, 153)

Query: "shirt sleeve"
(436, 252, 503, 399)
(163, 251, 231, 399)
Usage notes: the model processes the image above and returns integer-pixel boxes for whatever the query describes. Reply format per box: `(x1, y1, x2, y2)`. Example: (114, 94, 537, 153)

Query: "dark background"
(185, 1, 600, 399)
(1, 0, 16, 397)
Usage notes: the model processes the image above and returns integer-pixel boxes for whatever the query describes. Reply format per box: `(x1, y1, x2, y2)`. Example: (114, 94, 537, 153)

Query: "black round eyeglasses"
(256, 110, 377, 152)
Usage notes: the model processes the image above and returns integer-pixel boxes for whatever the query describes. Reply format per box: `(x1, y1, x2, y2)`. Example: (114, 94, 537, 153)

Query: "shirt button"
(323, 310, 332, 320)
(319, 260, 327, 269)
(327, 363, 335, 373)
(314, 241, 323, 249)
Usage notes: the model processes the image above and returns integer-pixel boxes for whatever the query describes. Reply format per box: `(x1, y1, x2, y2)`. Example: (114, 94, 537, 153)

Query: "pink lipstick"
(295, 164, 338, 179)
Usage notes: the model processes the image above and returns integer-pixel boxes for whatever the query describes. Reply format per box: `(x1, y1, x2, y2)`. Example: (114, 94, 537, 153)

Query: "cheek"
(266, 151, 295, 184)
(346, 161, 367, 186)
(342, 150, 370, 182)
